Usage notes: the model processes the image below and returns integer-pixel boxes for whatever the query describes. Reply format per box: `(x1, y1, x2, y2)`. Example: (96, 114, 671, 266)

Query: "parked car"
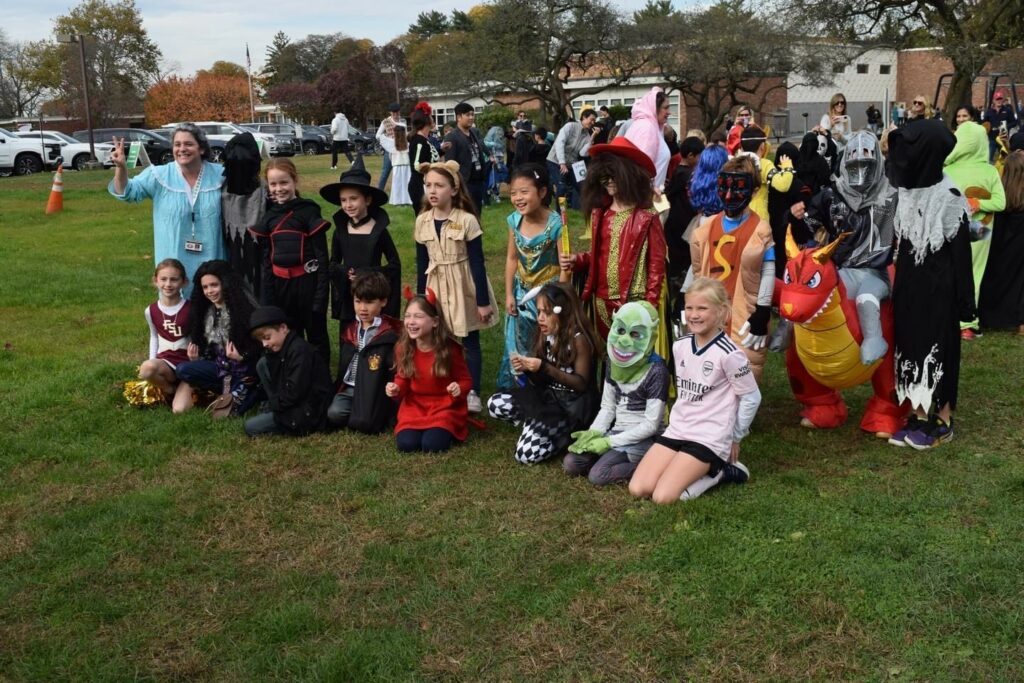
(0, 127, 49, 175)
(167, 122, 294, 157)
(16, 130, 114, 170)
(146, 129, 227, 163)
(74, 128, 173, 165)
(245, 123, 329, 156)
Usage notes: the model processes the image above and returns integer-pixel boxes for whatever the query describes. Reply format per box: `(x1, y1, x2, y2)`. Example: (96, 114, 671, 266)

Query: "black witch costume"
(221, 133, 267, 292)
(888, 120, 975, 412)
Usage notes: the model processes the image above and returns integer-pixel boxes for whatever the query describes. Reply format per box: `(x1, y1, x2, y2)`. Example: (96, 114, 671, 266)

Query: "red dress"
(392, 340, 473, 441)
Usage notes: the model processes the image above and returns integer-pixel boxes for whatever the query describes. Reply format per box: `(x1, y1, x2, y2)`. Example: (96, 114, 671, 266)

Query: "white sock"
(680, 471, 724, 501)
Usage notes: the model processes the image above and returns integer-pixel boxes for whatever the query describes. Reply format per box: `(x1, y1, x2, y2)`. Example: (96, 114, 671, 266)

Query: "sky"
(8, 0, 659, 76)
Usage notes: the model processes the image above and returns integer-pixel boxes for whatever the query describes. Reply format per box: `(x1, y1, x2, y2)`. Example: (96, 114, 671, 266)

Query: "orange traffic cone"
(45, 163, 64, 215)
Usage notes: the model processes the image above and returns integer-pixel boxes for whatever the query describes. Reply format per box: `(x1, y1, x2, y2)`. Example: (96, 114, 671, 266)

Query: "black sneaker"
(721, 461, 750, 484)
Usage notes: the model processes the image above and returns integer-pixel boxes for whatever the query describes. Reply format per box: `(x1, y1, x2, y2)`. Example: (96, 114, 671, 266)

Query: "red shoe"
(960, 328, 977, 341)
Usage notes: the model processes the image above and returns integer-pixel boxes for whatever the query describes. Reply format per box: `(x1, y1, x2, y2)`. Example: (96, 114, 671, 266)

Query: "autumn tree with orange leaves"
(145, 71, 250, 125)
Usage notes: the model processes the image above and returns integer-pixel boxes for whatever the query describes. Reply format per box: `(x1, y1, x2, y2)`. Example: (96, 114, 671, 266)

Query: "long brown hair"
(1003, 151, 1024, 212)
(529, 282, 602, 367)
(420, 163, 478, 218)
(395, 295, 453, 379)
(394, 125, 409, 152)
(581, 153, 654, 215)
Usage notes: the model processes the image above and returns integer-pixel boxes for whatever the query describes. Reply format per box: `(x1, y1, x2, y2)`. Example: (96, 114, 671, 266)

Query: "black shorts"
(653, 436, 724, 476)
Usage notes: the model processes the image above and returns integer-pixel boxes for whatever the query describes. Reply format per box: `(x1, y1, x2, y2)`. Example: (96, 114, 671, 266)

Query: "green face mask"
(607, 301, 658, 383)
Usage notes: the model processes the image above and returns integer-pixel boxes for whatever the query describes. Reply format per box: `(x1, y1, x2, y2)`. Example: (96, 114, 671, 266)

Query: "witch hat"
(319, 155, 389, 206)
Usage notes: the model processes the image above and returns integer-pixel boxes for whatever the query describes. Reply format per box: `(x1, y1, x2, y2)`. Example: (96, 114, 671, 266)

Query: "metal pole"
(394, 69, 400, 103)
(77, 35, 95, 162)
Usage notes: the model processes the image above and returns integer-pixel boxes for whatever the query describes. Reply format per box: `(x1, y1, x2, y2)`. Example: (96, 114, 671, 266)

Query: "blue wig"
(689, 145, 729, 216)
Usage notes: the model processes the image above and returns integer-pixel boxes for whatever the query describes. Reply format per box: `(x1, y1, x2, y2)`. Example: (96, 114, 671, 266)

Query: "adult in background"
(329, 111, 353, 169)
(375, 103, 403, 191)
(866, 103, 883, 134)
(726, 104, 753, 156)
(408, 109, 439, 214)
(442, 102, 490, 213)
(954, 104, 982, 129)
(109, 122, 224, 295)
(983, 90, 1018, 161)
(819, 93, 850, 172)
(546, 108, 598, 209)
(979, 151, 1024, 334)
(906, 95, 934, 123)
(624, 86, 672, 191)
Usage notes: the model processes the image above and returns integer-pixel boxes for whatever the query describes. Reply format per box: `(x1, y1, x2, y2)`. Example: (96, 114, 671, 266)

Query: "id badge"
(185, 240, 204, 253)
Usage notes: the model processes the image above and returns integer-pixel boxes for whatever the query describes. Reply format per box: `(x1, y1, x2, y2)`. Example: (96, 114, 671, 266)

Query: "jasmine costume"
(497, 210, 563, 389)
(109, 160, 225, 293)
(564, 302, 668, 485)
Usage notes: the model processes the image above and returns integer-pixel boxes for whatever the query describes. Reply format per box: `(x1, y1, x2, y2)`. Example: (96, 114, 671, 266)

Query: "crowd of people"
(111, 85, 1024, 505)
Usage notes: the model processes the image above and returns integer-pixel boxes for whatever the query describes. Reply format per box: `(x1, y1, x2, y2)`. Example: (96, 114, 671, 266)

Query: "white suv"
(0, 127, 48, 176)
(16, 130, 114, 170)
(163, 122, 293, 157)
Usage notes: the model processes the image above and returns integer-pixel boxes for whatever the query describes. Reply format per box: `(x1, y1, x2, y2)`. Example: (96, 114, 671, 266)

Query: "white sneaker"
(680, 472, 723, 501)
(330, 166, 337, 170)
(466, 390, 482, 414)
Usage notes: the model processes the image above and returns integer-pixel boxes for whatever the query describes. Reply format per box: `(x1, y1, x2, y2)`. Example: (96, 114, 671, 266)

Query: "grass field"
(2, 155, 1023, 682)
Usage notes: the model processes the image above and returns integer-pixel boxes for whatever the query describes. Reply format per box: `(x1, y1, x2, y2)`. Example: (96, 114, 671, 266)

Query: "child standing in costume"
(244, 305, 335, 437)
(560, 137, 667, 338)
(564, 301, 668, 485)
(414, 160, 498, 413)
(327, 271, 403, 433)
(325, 158, 402, 325)
(137, 258, 191, 404)
(886, 120, 975, 449)
(249, 158, 331, 363)
(630, 277, 760, 504)
(686, 156, 775, 381)
(498, 162, 563, 389)
(174, 260, 260, 416)
(487, 283, 600, 464)
(389, 125, 413, 206)
(385, 289, 473, 453)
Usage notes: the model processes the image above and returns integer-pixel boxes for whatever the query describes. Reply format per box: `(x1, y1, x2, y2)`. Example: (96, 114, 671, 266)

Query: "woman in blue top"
(109, 123, 225, 294)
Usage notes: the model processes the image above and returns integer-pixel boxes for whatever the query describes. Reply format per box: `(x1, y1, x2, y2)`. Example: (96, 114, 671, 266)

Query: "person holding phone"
(984, 90, 1018, 161)
(819, 93, 851, 170)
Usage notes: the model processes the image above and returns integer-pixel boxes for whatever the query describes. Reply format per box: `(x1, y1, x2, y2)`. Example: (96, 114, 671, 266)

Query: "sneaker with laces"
(721, 461, 750, 485)
(466, 390, 482, 414)
(888, 414, 924, 447)
(905, 416, 953, 450)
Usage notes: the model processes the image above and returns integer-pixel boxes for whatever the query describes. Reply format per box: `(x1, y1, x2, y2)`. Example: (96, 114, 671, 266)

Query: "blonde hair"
(686, 128, 707, 144)
(687, 277, 731, 329)
(829, 93, 847, 115)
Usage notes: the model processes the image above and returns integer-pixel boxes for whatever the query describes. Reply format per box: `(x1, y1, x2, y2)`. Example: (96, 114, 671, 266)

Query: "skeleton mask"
(817, 134, 828, 157)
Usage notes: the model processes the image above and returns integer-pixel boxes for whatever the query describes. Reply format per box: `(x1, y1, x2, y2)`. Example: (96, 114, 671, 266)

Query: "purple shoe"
(888, 415, 924, 447)
(905, 417, 954, 450)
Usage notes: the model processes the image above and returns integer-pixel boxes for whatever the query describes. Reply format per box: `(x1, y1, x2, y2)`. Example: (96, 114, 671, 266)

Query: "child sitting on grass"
(385, 289, 473, 453)
(137, 258, 191, 405)
(244, 306, 334, 437)
(629, 277, 760, 503)
(327, 272, 402, 433)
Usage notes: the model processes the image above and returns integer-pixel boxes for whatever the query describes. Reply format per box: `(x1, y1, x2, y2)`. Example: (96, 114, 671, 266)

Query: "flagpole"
(246, 43, 256, 122)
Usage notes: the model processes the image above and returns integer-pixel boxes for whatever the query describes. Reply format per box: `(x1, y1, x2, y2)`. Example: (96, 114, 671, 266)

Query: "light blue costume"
(109, 161, 225, 294)
(497, 210, 563, 389)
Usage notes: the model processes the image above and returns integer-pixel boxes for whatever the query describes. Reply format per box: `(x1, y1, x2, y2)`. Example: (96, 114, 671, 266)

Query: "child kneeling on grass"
(327, 272, 402, 433)
(629, 277, 761, 503)
(244, 306, 334, 437)
(385, 289, 472, 453)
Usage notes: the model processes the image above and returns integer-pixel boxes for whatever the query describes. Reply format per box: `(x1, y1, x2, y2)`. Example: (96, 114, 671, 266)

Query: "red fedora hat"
(588, 136, 656, 177)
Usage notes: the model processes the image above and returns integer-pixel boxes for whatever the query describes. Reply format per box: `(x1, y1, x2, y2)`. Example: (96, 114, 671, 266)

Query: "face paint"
(717, 171, 754, 214)
(606, 301, 659, 384)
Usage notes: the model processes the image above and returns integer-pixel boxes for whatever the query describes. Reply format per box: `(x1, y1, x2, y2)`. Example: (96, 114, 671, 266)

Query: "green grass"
(2, 156, 1024, 681)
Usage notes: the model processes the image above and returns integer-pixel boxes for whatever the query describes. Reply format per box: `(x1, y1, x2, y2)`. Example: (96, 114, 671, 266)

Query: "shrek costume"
(563, 301, 669, 485)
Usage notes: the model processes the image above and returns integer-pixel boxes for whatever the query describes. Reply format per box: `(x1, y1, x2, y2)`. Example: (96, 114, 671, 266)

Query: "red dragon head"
(779, 229, 848, 324)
